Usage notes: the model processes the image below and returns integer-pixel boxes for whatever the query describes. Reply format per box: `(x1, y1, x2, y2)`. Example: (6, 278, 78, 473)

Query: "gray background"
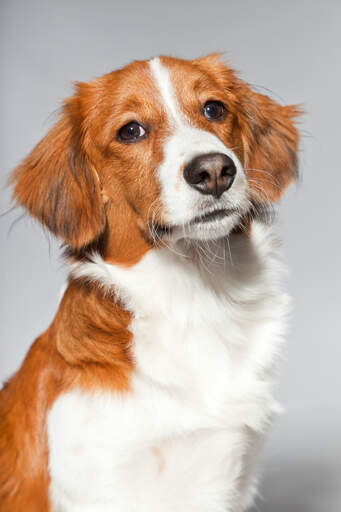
(1, 0, 340, 510)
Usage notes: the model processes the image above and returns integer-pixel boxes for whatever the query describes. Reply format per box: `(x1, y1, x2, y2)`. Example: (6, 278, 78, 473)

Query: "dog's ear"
(10, 93, 106, 249)
(237, 89, 301, 202)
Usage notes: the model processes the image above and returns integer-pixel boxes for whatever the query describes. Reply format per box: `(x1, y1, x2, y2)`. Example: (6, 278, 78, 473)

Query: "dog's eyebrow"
(113, 97, 145, 114)
(192, 79, 226, 99)
(193, 76, 212, 91)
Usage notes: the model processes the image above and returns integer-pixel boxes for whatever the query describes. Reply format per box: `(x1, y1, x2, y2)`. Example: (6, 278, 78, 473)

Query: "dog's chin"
(170, 209, 242, 242)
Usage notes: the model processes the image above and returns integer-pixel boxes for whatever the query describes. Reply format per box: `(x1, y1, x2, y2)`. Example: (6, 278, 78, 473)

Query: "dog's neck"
(69, 224, 266, 319)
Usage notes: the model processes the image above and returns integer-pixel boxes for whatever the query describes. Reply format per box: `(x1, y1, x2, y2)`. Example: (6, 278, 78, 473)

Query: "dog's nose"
(183, 153, 236, 199)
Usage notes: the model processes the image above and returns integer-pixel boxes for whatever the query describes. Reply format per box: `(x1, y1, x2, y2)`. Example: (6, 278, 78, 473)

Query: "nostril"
(199, 170, 211, 183)
(221, 164, 236, 178)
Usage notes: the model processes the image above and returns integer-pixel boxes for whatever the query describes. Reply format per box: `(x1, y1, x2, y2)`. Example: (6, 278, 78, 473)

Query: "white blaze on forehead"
(149, 57, 184, 126)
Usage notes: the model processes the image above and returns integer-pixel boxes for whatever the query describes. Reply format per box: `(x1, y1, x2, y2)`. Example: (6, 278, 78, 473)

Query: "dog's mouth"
(148, 207, 245, 244)
(149, 208, 239, 241)
(190, 208, 237, 225)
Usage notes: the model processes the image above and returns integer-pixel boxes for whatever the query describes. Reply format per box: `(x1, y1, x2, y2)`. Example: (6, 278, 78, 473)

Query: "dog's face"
(11, 54, 299, 262)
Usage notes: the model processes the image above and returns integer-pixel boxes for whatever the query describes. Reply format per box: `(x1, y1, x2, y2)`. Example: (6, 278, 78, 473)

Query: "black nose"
(183, 152, 236, 199)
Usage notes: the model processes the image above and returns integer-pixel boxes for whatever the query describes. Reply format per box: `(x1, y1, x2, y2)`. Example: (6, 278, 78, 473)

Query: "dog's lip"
(150, 208, 238, 238)
(190, 208, 237, 225)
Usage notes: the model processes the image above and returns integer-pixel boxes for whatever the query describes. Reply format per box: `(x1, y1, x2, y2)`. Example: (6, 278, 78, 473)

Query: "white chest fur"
(48, 223, 289, 512)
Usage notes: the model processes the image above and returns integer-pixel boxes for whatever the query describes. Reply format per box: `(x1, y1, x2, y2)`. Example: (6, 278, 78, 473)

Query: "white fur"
(149, 58, 250, 240)
(48, 223, 289, 512)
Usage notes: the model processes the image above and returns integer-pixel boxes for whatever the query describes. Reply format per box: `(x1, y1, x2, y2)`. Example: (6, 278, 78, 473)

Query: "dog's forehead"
(104, 57, 214, 113)
(104, 60, 157, 105)
(148, 57, 219, 109)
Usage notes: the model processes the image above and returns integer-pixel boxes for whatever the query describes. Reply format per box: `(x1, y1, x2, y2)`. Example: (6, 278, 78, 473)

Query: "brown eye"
(202, 101, 226, 121)
(117, 122, 147, 143)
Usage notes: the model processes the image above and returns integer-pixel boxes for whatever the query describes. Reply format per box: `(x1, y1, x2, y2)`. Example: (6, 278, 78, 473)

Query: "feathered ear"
(238, 89, 301, 202)
(10, 96, 106, 249)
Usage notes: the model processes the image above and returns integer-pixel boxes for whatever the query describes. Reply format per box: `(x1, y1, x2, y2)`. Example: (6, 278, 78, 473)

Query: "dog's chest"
(48, 228, 287, 511)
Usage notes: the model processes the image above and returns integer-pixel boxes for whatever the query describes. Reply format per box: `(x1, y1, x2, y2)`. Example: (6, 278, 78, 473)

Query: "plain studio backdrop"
(1, 0, 340, 510)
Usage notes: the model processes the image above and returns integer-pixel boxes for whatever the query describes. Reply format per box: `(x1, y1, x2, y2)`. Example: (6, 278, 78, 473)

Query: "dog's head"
(11, 54, 300, 263)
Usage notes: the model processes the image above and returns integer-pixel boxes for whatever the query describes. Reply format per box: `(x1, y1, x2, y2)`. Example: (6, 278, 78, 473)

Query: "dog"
(0, 54, 300, 511)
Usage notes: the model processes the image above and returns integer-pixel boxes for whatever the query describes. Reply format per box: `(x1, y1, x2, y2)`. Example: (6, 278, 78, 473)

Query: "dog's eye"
(117, 122, 147, 143)
(202, 101, 226, 121)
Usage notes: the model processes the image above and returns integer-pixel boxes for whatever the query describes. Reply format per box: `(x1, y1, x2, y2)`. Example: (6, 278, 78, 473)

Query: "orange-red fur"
(0, 280, 133, 511)
(1, 54, 300, 510)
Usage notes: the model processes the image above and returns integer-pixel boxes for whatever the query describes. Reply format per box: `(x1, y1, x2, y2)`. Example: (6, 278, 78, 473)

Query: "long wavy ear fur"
(238, 90, 301, 202)
(10, 96, 106, 250)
